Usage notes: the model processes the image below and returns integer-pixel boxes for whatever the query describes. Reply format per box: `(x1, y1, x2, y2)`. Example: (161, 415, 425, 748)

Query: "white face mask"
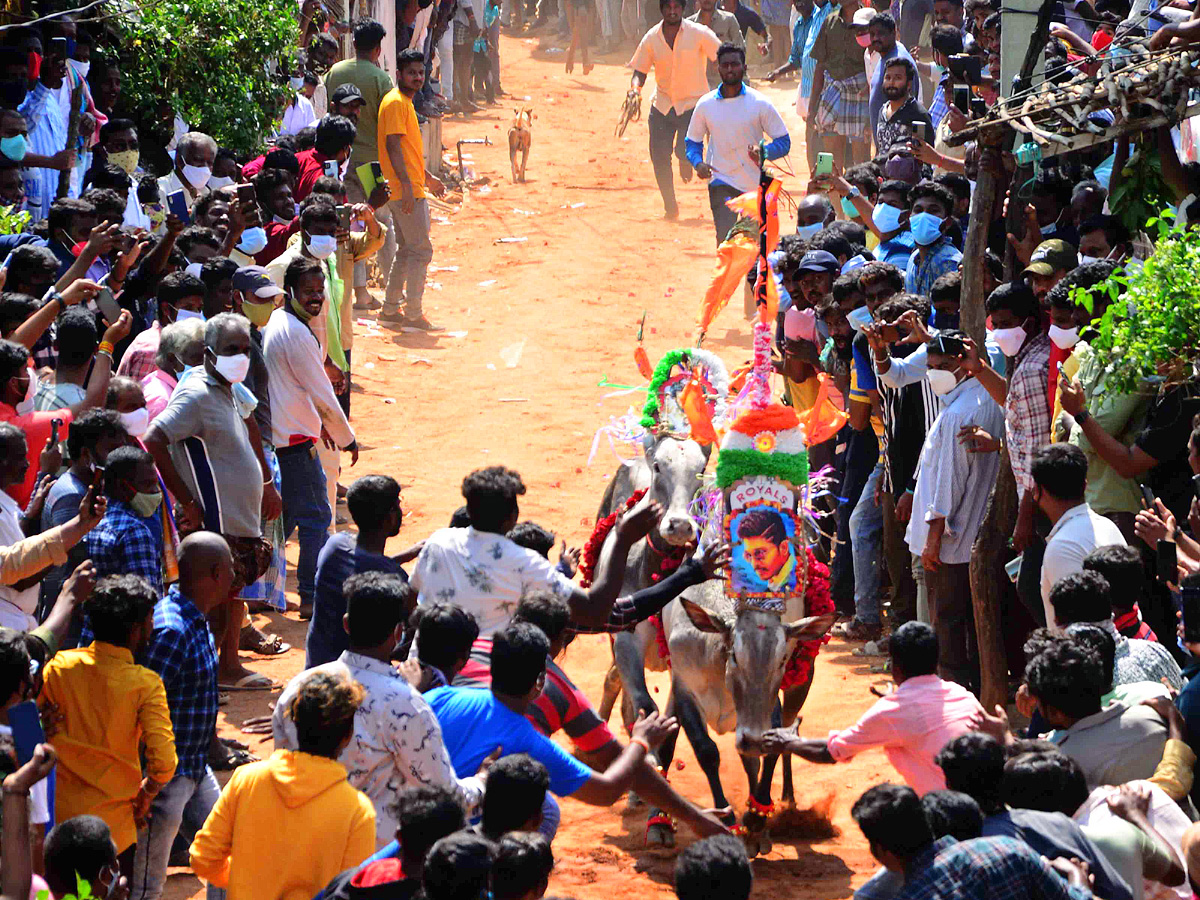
(1078, 255, 1100, 266)
(175, 308, 205, 323)
(926, 367, 959, 395)
(14, 367, 36, 415)
(212, 352, 250, 384)
(1048, 324, 1079, 350)
(180, 163, 212, 191)
(184, 262, 204, 280)
(847, 305, 873, 333)
(305, 233, 337, 260)
(67, 58, 90, 79)
(118, 407, 149, 437)
(991, 324, 1028, 357)
(208, 175, 235, 191)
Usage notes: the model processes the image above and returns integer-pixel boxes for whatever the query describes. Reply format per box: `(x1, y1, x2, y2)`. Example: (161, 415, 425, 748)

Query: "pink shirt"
(116, 320, 162, 383)
(141, 368, 178, 422)
(826, 674, 984, 795)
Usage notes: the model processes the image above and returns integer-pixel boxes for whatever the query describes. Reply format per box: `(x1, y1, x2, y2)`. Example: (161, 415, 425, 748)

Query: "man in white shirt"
(0, 423, 41, 631)
(156, 131, 216, 221)
(411, 465, 659, 636)
(262, 256, 358, 617)
(1033, 443, 1126, 630)
(272, 571, 482, 848)
(629, 0, 721, 221)
(684, 42, 790, 244)
(281, 75, 319, 136)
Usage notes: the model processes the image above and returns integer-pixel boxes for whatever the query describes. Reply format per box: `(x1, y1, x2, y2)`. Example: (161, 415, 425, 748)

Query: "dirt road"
(169, 32, 897, 900)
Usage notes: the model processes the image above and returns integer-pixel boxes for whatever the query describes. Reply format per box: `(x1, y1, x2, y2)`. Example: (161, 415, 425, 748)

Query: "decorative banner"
(724, 476, 804, 611)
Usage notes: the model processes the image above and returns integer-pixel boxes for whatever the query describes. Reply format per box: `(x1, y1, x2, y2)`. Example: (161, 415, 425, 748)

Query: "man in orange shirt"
(376, 49, 447, 333)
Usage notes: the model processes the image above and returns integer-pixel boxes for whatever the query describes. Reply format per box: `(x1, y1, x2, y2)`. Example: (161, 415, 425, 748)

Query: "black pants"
(708, 181, 742, 245)
(472, 49, 495, 104)
(647, 106, 692, 213)
(925, 561, 978, 691)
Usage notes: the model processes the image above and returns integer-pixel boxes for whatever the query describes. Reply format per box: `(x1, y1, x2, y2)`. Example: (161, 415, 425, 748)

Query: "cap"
(841, 254, 868, 275)
(233, 266, 285, 299)
(797, 250, 841, 273)
(852, 6, 877, 26)
(330, 83, 366, 105)
(1023, 239, 1079, 276)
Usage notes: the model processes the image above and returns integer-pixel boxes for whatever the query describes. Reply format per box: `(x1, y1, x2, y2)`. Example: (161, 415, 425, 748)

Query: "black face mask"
(932, 309, 960, 330)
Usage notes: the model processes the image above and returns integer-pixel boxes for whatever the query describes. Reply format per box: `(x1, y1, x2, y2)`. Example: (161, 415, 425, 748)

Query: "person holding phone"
(683, 43, 789, 245)
(803, 0, 871, 172)
(155, 131, 217, 224)
(904, 330, 1004, 689)
(294, 116, 356, 203)
(875, 57, 934, 159)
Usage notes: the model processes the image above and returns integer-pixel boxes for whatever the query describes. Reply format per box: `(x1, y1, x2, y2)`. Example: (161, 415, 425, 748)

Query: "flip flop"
(218, 673, 279, 691)
(239, 626, 291, 656)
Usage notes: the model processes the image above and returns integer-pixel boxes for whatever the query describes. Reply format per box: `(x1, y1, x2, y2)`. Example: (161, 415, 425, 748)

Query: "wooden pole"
(963, 0, 1054, 711)
(56, 78, 83, 200)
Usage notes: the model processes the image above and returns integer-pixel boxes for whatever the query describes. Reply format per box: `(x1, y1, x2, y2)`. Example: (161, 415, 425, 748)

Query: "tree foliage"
(0, 204, 31, 236)
(112, 0, 299, 155)
(1072, 212, 1199, 396)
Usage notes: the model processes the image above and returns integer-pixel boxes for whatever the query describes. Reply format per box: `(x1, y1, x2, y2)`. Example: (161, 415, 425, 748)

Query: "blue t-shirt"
(425, 687, 592, 797)
(305, 532, 408, 668)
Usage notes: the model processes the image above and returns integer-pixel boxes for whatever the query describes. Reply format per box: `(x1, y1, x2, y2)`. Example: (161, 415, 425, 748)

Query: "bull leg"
(781, 752, 795, 807)
(671, 680, 731, 816)
(598, 660, 623, 723)
(778, 675, 816, 811)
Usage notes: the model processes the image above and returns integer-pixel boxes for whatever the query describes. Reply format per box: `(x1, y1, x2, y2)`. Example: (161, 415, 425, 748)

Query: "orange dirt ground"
(164, 31, 898, 899)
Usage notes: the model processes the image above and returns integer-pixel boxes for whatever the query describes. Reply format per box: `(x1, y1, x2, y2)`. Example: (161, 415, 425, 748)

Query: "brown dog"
(508, 107, 534, 183)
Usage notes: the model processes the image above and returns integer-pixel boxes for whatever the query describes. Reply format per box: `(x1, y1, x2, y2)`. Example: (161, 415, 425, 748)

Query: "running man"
(629, 0, 721, 220)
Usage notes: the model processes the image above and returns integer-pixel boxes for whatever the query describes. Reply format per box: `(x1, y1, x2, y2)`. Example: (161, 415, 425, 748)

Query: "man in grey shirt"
(688, 0, 746, 88)
(144, 312, 283, 689)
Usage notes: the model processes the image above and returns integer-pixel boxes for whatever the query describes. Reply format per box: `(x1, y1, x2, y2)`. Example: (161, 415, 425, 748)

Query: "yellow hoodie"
(190, 749, 375, 900)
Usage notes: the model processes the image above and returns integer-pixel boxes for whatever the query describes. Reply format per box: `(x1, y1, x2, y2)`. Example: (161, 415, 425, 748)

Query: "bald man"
(131, 531, 232, 900)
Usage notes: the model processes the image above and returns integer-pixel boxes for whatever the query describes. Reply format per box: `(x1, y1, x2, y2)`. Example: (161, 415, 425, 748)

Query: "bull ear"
(699, 441, 714, 462)
(681, 598, 730, 636)
(784, 612, 836, 642)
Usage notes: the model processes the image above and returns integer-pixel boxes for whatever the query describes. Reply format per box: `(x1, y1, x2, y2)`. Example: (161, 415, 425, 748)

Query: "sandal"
(211, 747, 258, 771)
(239, 625, 291, 656)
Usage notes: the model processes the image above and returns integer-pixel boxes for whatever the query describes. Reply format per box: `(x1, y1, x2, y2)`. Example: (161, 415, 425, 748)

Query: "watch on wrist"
(847, 186, 861, 199)
(1075, 408, 1089, 425)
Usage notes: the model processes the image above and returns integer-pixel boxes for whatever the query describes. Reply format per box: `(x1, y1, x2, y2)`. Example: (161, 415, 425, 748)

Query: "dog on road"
(508, 107, 534, 183)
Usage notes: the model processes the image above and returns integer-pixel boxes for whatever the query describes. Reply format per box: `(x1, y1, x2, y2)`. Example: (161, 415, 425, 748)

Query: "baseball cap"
(1023, 239, 1079, 277)
(852, 7, 877, 26)
(330, 83, 366, 106)
(233, 266, 285, 299)
(798, 250, 841, 273)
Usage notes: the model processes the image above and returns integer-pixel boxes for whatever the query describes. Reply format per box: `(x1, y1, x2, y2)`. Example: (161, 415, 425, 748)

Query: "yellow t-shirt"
(376, 88, 425, 200)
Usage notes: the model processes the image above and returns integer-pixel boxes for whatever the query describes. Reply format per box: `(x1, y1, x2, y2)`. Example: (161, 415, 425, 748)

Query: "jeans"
(831, 428, 879, 611)
(383, 197, 434, 318)
(883, 492, 917, 625)
(130, 769, 224, 900)
(278, 441, 330, 604)
(647, 106, 693, 213)
(1017, 535, 1047, 628)
(849, 462, 885, 625)
(708, 181, 742, 245)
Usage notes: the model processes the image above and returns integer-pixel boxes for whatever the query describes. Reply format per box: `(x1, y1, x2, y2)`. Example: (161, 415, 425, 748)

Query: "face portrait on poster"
(724, 476, 801, 606)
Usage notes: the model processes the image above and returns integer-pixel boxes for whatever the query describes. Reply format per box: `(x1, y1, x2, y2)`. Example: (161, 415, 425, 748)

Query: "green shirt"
(324, 58, 395, 172)
(1068, 341, 1151, 517)
(810, 12, 865, 84)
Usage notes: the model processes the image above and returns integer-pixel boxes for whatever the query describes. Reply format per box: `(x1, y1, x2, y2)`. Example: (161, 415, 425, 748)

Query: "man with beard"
(875, 57, 932, 159)
(684, 43, 789, 245)
(866, 13, 919, 151)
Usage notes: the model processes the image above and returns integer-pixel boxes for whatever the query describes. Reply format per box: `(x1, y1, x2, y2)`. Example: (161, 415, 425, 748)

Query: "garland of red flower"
(582, 488, 685, 664)
(781, 548, 834, 691)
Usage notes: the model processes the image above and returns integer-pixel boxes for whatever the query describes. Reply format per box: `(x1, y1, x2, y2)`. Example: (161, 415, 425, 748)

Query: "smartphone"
(1184, 586, 1200, 642)
(954, 85, 970, 114)
(336, 204, 351, 230)
(323, 158, 340, 179)
(49, 418, 62, 445)
(970, 97, 988, 118)
(1141, 483, 1157, 509)
(934, 334, 965, 356)
(815, 152, 834, 176)
(48, 36, 68, 58)
(166, 189, 189, 225)
(1158, 539, 1179, 583)
(369, 161, 384, 184)
(949, 53, 982, 84)
(8, 700, 44, 766)
(95, 287, 122, 324)
(912, 121, 927, 143)
(236, 183, 255, 204)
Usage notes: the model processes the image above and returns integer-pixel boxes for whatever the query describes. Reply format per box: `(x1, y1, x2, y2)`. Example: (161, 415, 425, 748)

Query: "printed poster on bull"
(723, 475, 802, 612)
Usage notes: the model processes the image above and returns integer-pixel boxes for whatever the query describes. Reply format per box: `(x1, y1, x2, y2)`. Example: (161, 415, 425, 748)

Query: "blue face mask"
(910, 211, 944, 246)
(0, 134, 26, 163)
(872, 202, 904, 234)
(796, 221, 823, 240)
(237, 226, 268, 255)
(847, 305, 872, 333)
(840, 196, 859, 219)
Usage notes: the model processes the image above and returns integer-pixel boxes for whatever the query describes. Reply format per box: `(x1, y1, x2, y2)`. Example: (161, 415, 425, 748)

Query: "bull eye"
(652, 462, 661, 474)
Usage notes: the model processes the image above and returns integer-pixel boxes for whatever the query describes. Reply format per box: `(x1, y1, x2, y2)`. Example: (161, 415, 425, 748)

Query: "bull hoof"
(626, 791, 645, 810)
(646, 812, 677, 849)
(757, 830, 774, 855)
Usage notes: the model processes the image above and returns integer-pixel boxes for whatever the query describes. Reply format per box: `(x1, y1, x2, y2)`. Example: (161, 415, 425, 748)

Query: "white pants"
(438, 28, 455, 102)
